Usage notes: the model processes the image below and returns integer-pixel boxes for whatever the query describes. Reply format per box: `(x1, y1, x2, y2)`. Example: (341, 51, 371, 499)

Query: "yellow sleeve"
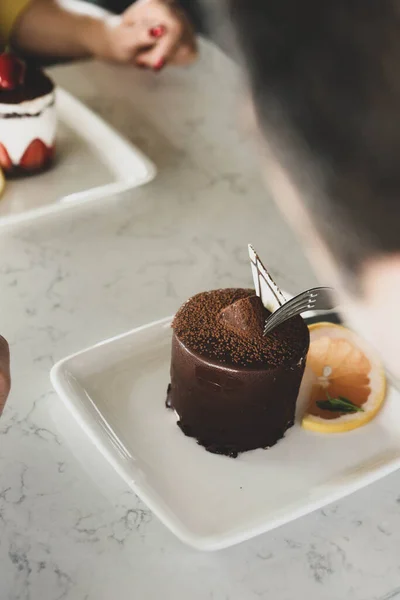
(0, 0, 31, 45)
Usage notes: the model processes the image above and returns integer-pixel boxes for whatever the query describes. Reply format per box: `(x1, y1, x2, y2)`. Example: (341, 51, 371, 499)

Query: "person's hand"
(91, 0, 197, 70)
(0, 335, 10, 416)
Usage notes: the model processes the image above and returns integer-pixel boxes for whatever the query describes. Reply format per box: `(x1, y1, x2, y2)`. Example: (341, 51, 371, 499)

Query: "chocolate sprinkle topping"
(172, 288, 309, 368)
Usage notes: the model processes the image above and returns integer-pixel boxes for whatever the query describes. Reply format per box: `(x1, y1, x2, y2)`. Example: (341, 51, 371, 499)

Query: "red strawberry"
(0, 143, 12, 171)
(0, 52, 26, 91)
(20, 139, 49, 171)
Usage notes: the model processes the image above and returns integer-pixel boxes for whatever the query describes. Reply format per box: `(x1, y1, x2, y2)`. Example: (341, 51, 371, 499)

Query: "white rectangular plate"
(51, 317, 400, 551)
(0, 88, 156, 227)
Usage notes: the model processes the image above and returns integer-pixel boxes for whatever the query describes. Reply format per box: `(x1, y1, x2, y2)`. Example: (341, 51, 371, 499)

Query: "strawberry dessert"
(0, 51, 56, 177)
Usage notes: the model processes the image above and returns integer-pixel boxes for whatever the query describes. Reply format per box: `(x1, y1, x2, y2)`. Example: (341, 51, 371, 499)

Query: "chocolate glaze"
(0, 66, 54, 106)
(167, 289, 310, 457)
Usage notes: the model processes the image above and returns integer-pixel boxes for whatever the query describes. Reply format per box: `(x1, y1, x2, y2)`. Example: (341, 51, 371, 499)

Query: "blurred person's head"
(226, 0, 400, 378)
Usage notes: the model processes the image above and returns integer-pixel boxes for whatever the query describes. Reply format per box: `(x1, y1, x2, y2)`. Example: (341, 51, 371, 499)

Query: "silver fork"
(263, 287, 337, 336)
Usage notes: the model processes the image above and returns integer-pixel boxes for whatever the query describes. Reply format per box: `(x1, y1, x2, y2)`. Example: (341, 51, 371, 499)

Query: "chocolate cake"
(167, 288, 310, 457)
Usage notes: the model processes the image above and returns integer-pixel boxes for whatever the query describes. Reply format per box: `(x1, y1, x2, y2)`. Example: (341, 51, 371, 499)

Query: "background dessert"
(167, 288, 310, 457)
(0, 52, 56, 177)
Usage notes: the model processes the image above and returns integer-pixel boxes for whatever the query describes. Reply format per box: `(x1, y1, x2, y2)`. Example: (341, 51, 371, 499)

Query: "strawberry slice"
(0, 143, 12, 171)
(20, 139, 49, 171)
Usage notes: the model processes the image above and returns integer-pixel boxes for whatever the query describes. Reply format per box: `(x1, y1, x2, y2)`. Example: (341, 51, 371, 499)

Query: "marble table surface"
(1, 40, 400, 600)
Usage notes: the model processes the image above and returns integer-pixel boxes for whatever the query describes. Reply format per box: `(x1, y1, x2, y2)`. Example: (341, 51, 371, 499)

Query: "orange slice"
(302, 322, 386, 433)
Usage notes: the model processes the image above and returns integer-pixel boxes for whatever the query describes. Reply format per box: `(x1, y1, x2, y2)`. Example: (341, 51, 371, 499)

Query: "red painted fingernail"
(153, 58, 165, 71)
(149, 25, 166, 38)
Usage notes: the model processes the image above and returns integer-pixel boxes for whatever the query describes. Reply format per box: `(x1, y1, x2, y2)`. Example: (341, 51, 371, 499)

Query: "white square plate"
(0, 88, 156, 228)
(51, 317, 400, 551)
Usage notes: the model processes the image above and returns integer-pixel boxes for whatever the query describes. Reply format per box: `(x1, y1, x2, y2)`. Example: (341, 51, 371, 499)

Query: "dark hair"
(227, 0, 400, 275)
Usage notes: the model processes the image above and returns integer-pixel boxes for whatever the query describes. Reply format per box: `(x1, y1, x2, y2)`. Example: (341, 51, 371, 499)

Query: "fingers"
(0, 335, 10, 416)
(101, 20, 154, 63)
(136, 16, 197, 68)
(139, 27, 197, 68)
(112, 23, 155, 62)
(121, 0, 197, 70)
(100, 0, 198, 69)
(136, 25, 182, 69)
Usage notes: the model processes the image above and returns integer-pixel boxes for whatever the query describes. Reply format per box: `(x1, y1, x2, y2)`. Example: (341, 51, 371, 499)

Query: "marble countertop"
(1, 40, 400, 600)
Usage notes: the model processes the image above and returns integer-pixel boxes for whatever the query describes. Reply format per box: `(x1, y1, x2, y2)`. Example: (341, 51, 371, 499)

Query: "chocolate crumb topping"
(172, 288, 309, 368)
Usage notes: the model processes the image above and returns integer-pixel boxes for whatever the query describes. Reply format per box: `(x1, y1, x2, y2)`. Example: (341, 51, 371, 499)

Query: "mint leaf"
(316, 395, 364, 413)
